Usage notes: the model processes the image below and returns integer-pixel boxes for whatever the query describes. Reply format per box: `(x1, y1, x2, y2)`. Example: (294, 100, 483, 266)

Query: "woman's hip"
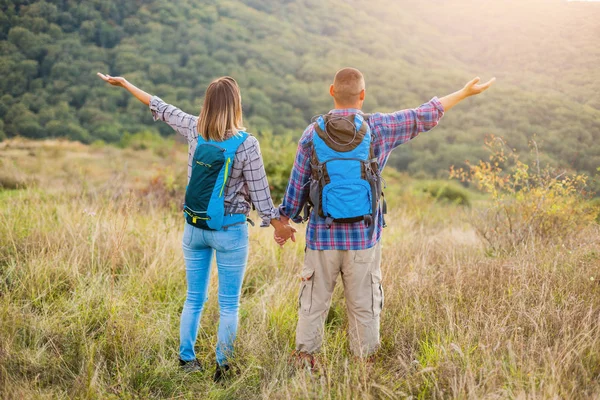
(182, 221, 249, 252)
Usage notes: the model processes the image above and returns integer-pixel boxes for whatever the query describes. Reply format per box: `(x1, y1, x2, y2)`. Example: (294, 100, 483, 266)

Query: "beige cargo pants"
(295, 242, 383, 357)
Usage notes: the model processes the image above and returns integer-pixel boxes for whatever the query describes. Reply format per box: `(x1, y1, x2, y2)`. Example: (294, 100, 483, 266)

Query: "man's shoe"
(179, 358, 203, 373)
(213, 362, 231, 382)
(291, 351, 317, 372)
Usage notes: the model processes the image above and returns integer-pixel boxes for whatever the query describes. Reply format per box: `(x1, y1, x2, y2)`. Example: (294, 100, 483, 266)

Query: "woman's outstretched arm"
(97, 73, 151, 106)
(97, 72, 197, 141)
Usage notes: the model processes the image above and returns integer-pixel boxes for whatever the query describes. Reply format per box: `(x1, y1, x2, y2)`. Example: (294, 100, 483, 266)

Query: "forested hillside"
(1, 0, 599, 179)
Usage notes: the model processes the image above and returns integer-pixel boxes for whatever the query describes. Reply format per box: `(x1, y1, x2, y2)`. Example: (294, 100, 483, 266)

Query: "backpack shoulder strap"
(196, 134, 207, 144)
(219, 131, 249, 154)
(301, 126, 316, 150)
(312, 115, 326, 136)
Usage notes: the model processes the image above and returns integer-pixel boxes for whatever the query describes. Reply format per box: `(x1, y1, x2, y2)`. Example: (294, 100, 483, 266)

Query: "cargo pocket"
(298, 269, 315, 315)
(371, 270, 384, 317)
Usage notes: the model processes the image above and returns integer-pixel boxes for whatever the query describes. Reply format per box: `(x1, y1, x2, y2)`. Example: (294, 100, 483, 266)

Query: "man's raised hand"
(439, 76, 496, 111)
(462, 76, 496, 97)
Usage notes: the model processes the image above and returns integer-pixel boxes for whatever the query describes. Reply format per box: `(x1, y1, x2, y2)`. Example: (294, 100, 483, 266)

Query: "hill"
(1, 0, 599, 181)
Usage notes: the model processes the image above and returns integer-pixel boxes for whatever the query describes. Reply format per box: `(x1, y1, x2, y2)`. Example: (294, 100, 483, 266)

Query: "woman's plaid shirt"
(280, 98, 445, 250)
(149, 96, 279, 227)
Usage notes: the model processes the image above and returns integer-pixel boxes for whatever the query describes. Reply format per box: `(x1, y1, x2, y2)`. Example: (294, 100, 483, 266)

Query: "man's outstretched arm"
(279, 131, 312, 223)
(439, 77, 496, 111)
(372, 76, 496, 154)
(274, 131, 313, 245)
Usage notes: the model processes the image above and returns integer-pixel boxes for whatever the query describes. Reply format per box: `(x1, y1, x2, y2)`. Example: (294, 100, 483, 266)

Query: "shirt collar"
(328, 108, 364, 115)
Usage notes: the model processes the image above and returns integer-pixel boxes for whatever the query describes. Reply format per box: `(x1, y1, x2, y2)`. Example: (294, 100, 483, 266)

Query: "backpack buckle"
(303, 203, 312, 222)
(316, 164, 325, 180)
(325, 217, 334, 229)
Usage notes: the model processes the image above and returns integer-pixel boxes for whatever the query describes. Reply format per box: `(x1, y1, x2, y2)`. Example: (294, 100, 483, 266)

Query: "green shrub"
(414, 180, 471, 206)
(256, 132, 297, 202)
(118, 131, 173, 157)
(90, 140, 106, 149)
(590, 198, 600, 224)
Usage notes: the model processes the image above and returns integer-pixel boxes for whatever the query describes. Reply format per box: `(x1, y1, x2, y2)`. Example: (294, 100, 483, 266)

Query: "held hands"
(462, 76, 496, 97)
(273, 215, 296, 248)
(97, 72, 127, 87)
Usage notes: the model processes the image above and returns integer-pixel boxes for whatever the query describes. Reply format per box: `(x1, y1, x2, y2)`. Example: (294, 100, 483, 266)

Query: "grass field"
(1, 139, 600, 399)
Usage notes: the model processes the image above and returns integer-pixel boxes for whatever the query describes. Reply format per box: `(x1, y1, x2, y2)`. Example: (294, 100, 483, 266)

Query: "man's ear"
(329, 84, 335, 98)
(359, 89, 365, 101)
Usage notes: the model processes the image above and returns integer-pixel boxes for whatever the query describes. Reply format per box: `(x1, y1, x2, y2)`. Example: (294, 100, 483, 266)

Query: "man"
(277, 68, 494, 366)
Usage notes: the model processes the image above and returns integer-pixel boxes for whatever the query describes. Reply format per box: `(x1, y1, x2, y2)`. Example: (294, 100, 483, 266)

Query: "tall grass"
(1, 139, 600, 399)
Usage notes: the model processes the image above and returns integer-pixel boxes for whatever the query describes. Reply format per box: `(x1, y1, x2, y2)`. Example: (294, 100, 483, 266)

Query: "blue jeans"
(179, 222, 249, 365)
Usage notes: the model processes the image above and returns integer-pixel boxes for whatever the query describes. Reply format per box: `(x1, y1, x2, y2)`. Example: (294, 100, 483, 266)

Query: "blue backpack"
(302, 113, 385, 235)
(183, 132, 249, 230)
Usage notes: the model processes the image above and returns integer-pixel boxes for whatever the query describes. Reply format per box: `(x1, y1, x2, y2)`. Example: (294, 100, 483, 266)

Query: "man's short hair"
(332, 68, 365, 106)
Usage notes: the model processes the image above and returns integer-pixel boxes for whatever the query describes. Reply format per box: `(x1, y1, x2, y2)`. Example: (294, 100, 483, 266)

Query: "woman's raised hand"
(96, 73, 151, 106)
(97, 72, 127, 87)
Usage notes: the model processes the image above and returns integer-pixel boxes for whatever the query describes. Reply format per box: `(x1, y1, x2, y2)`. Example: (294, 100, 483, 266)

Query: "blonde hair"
(332, 67, 365, 106)
(197, 76, 244, 141)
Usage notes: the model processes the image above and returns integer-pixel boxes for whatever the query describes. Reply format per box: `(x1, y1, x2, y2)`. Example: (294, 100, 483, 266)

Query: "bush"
(256, 132, 297, 202)
(118, 131, 172, 157)
(0, 173, 26, 190)
(0, 165, 33, 190)
(414, 180, 471, 206)
(90, 140, 106, 149)
(590, 197, 600, 224)
(451, 136, 599, 253)
(137, 166, 186, 210)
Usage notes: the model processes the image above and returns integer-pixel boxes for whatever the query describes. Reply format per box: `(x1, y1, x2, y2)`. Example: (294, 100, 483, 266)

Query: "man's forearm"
(439, 77, 496, 111)
(124, 81, 152, 106)
(439, 88, 468, 112)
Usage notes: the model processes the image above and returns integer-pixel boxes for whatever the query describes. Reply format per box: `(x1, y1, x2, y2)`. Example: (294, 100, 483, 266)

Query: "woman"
(97, 73, 295, 381)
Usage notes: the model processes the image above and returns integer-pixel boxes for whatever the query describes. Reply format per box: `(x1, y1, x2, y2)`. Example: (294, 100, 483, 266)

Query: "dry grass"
(1, 139, 600, 399)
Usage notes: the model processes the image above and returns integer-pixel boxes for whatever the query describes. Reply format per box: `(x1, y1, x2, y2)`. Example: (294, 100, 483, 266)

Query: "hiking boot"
(213, 362, 231, 382)
(179, 358, 203, 373)
(291, 351, 318, 372)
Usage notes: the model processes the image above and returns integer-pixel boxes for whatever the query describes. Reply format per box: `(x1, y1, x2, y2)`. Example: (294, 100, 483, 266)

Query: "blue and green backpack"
(183, 132, 249, 230)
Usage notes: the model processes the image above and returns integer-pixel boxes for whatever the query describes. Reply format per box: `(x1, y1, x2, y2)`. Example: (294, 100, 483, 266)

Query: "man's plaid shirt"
(149, 96, 279, 227)
(280, 98, 445, 250)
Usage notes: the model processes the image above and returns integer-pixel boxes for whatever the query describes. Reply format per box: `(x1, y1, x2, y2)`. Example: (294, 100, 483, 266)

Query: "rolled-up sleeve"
(242, 137, 280, 227)
(149, 96, 197, 141)
(371, 97, 445, 155)
(279, 127, 313, 223)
